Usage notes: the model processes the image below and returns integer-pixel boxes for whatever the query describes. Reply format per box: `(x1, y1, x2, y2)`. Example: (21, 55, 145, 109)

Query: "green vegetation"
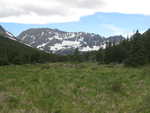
(96, 30, 150, 66)
(0, 28, 150, 112)
(1, 28, 150, 67)
(0, 63, 150, 113)
(0, 35, 67, 65)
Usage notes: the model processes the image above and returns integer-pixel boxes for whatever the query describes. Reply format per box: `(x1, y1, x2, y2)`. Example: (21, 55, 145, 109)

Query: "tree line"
(96, 29, 150, 66)
(71, 29, 150, 67)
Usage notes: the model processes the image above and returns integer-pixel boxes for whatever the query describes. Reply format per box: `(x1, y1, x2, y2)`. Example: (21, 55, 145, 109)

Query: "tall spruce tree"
(143, 29, 150, 63)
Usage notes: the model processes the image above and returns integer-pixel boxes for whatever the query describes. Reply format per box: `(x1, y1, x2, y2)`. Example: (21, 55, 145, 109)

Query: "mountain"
(0, 25, 57, 65)
(17, 28, 124, 54)
(0, 25, 16, 41)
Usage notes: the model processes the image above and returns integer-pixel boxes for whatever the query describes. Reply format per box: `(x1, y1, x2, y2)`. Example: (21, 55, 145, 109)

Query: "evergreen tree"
(125, 30, 147, 66)
(143, 29, 150, 62)
(96, 48, 105, 64)
(73, 48, 81, 62)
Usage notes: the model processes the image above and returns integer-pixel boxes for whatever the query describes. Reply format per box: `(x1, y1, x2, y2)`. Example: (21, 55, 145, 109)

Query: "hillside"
(0, 34, 56, 65)
(0, 63, 150, 113)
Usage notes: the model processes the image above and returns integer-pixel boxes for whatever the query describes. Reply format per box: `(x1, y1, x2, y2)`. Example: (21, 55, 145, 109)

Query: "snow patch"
(21, 34, 27, 40)
(37, 42, 49, 48)
(80, 46, 100, 52)
(62, 40, 81, 47)
(49, 40, 81, 51)
(6, 32, 14, 37)
(41, 32, 44, 36)
(6, 32, 16, 41)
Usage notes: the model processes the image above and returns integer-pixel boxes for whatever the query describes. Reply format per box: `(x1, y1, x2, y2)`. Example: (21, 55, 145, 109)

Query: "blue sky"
(1, 12, 150, 37)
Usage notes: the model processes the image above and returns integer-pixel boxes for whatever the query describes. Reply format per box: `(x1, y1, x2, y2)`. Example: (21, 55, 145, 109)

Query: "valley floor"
(0, 63, 150, 113)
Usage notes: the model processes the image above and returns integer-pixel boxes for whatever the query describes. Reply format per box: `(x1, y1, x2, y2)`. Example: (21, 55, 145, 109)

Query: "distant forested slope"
(0, 35, 59, 65)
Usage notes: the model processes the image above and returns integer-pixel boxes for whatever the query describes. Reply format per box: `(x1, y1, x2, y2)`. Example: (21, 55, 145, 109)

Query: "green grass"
(0, 63, 150, 113)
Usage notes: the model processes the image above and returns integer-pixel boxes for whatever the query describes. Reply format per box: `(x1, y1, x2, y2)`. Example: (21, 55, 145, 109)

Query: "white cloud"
(0, 0, 149, 24)
(103, 0, 150, 15)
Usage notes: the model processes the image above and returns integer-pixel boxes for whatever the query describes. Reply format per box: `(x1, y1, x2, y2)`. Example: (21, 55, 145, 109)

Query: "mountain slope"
(17, 28, 124, 54)
(0, 25, 16, 41)
(0, 26, 58, 65)
(0, 34, 53, 65)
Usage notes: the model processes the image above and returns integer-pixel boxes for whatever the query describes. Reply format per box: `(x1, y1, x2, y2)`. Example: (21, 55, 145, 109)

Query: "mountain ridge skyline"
(17, 27, 125, 54)
(1, 12, 149, 37)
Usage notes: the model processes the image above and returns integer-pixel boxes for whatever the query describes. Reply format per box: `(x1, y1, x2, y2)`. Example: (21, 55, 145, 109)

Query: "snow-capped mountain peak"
(17, 28, 124, 54)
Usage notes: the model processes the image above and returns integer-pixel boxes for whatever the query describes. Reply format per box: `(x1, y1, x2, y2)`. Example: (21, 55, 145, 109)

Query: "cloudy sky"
(0, 0, 150, 37)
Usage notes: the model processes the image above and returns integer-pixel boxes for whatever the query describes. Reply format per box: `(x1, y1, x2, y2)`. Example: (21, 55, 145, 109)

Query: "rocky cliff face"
(17, 28, 124, 54)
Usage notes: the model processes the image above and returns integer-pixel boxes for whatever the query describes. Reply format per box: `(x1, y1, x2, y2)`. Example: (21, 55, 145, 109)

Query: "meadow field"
(0, 63, 150, 113)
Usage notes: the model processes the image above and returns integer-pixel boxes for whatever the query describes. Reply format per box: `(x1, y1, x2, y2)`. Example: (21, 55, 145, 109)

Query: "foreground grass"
(0, 63, 150, 113)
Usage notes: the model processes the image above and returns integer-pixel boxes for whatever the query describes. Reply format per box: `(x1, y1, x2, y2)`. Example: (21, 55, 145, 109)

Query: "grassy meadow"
(0, 63, 150, 113)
